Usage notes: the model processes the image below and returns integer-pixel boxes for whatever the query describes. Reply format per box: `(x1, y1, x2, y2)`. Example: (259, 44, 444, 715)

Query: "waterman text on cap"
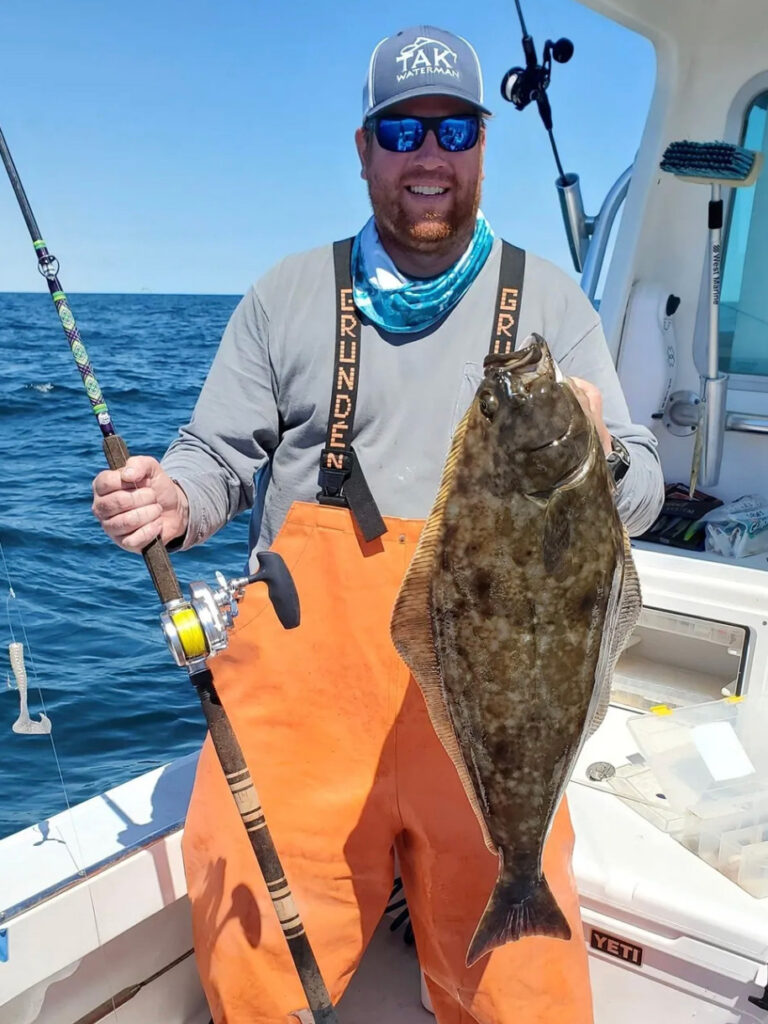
(362, 25, 492, 121)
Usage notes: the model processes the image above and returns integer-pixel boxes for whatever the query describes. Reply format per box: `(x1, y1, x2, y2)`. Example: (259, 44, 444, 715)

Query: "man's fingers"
(90, 453, 179, 553)
(568, 375, 590, 399)
(101, 503, 164, 538)
(92, 456, 159, 495)
(567, 376, 612, 455)
(92, 469, 128, 498)
(567, 376, 598, 418)
(118, 518, 165, 552)
(120, 455, 160, 481)
(92, 486, 159, 520)
(568, 376, 602, 409)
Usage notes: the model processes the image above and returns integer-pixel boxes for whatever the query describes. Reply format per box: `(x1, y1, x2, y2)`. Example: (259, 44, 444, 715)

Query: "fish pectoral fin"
(466, 865, 571, 967)
(540, 489, 572, 579)
(538, 447, 599, 577)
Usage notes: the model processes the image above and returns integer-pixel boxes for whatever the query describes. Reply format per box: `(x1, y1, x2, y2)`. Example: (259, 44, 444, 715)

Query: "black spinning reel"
(499, 1, 574, 178)
(501, 36, 573, 126)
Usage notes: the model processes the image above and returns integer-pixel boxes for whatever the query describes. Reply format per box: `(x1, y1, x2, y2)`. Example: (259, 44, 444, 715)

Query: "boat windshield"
(720, 92, 768, 380)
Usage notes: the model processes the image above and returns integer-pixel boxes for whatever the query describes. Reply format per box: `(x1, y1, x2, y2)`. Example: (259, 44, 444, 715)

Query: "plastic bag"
(699, 494, 768, 558)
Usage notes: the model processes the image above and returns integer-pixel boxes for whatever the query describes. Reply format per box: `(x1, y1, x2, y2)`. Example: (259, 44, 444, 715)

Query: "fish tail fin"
(465, 872, 571, 967)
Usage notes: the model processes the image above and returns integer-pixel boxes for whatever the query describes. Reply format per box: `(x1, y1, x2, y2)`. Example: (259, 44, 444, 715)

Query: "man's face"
(355, 96, 485, 262)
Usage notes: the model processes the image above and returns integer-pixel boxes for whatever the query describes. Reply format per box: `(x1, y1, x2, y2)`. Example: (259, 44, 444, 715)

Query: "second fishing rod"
(0, 124, 338, 1024)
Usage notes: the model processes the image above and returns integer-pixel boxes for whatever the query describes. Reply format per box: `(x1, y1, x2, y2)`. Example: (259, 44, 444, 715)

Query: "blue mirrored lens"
(438, 117, 479, 152)
(376, 118, 425, 153)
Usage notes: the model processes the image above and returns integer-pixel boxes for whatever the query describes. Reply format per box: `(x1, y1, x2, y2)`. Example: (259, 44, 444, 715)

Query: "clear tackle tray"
(613, 697, 768, 898)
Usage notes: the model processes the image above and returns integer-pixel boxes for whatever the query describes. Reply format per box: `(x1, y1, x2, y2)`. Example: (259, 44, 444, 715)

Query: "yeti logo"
(396, 37, 460, 82)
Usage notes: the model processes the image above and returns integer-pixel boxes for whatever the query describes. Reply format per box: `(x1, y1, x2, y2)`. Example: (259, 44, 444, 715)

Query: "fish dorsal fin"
(391, 408, 497, 854)
(587, 528, 642, 736)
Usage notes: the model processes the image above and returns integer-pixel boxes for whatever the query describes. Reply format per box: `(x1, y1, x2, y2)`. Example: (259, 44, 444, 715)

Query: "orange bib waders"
(183, 502, 594, 1023)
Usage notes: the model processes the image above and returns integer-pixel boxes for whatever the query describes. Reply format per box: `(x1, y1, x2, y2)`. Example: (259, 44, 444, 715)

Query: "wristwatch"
(606, 435, 631, 485)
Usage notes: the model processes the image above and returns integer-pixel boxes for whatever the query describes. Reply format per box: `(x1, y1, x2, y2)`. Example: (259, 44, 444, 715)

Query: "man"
(93, 25, 663, 1024)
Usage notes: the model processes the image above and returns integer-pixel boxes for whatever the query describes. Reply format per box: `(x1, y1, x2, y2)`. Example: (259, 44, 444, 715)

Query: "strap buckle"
(317, 447, 354, 503)
(316, 446, 386, 542)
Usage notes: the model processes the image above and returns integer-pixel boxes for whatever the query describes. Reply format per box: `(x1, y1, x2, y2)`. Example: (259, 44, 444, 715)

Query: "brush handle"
(708, 184, 722, 380)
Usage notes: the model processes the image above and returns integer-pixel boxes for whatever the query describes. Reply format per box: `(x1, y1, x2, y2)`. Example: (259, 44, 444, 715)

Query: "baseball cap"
(362, 25, 492, 121)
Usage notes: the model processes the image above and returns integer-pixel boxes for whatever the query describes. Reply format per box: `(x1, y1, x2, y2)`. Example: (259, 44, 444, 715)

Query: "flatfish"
(391, 335, 641, 966)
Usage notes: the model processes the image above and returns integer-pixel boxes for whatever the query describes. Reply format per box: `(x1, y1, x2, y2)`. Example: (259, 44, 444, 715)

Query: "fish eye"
(479, 390, 499, 419)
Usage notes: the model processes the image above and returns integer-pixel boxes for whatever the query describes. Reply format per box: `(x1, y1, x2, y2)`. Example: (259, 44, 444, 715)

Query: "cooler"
(570, 705, 768, 1023)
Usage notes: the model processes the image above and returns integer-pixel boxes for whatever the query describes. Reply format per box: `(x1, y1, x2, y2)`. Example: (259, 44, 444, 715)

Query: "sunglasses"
(367, 114, 480, 154)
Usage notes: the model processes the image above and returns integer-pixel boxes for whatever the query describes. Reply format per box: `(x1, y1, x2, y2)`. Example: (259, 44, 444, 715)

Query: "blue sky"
(0, 0, 654, 294)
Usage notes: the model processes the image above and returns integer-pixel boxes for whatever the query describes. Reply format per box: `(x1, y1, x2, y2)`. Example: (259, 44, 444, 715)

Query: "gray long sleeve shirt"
(163, 239, 664, 568)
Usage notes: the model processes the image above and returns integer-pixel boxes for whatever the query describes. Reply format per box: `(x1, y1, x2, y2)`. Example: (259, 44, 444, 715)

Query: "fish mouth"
(482, 336, 558, 398)
(484, 339, 544, 373)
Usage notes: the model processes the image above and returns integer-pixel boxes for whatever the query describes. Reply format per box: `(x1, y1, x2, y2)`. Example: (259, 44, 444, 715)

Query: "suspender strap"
(489, 241, 525, 355)
(317, 239, 386, 542)
(317, 238, 526, 542)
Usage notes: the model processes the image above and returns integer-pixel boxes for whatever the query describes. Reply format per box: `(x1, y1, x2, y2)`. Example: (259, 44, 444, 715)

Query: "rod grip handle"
(102, 434, 183, 604)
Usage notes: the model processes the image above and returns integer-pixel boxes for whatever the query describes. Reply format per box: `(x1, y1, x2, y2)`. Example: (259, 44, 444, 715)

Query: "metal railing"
(561, 164, 768, 442)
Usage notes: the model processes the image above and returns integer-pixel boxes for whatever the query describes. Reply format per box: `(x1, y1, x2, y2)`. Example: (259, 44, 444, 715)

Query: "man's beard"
(368, 174, 482, 259)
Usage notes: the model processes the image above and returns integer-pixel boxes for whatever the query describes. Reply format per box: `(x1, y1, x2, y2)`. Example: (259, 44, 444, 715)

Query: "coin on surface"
(586, 760, 616, 782)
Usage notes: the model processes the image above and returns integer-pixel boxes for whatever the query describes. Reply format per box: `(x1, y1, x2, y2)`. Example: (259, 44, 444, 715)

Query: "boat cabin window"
(719, 92, 768, 380)
(611, 607, 747, 711)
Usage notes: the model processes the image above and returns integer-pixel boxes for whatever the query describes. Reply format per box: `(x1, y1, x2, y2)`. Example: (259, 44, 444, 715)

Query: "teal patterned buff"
(351, 211, 495, 333)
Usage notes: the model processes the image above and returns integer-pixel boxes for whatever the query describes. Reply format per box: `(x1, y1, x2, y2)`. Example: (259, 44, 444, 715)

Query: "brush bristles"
(660, 140, 757, 180)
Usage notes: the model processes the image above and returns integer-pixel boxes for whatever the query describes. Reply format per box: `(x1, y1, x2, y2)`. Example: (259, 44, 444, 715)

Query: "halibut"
(391, 336, 641, 966)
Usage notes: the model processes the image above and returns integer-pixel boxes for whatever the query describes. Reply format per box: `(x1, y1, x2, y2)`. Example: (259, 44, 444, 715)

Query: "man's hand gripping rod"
(0, 124, 338, 1024)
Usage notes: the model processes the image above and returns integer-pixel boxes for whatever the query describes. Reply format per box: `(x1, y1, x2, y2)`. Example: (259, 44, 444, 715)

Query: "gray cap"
(362, 26, 491, 121)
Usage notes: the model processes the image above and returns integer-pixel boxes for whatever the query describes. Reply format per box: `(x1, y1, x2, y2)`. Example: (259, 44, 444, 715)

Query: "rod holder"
(665, 390, 700, 436)
(698, 374, 729, 487)
(664, 391, 768, 436)
(666, 376, 728, 487)
(556, 173, 594, 272)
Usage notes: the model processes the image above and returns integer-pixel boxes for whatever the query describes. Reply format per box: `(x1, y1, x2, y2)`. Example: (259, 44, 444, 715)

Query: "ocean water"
(0, 291, 250, 840)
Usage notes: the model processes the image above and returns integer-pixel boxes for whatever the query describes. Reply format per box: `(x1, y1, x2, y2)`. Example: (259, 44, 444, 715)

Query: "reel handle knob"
(248, 551, 300, 630)
(550, 37, 574, 63)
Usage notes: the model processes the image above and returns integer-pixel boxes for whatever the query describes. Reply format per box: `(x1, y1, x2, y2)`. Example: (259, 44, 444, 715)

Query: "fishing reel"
(501, 35, 574, 130)
(160, 551, 300, 670)
(499, 3, 575, 185)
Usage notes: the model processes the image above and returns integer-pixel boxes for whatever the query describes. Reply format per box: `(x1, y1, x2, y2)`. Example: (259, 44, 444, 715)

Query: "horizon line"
(0, 289, 244, 297)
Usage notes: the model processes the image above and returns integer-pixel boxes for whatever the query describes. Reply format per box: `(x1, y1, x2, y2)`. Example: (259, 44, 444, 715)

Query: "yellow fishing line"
(169, 607, 208, 659)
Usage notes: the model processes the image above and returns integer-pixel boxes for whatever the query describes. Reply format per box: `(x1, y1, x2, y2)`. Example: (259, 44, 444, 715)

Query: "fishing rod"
(500, 1, 618, 280)
(500, 0, 574, 182)
(0, 125, 337, 1024)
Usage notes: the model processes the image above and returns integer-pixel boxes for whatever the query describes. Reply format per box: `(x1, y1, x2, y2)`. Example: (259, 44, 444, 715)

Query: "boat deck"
(337, 917, 429, 1023)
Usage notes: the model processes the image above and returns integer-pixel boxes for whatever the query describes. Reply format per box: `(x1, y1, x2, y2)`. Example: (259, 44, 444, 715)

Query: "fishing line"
(1, 544, 121, 1021)
(2, 542, 20, 647)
